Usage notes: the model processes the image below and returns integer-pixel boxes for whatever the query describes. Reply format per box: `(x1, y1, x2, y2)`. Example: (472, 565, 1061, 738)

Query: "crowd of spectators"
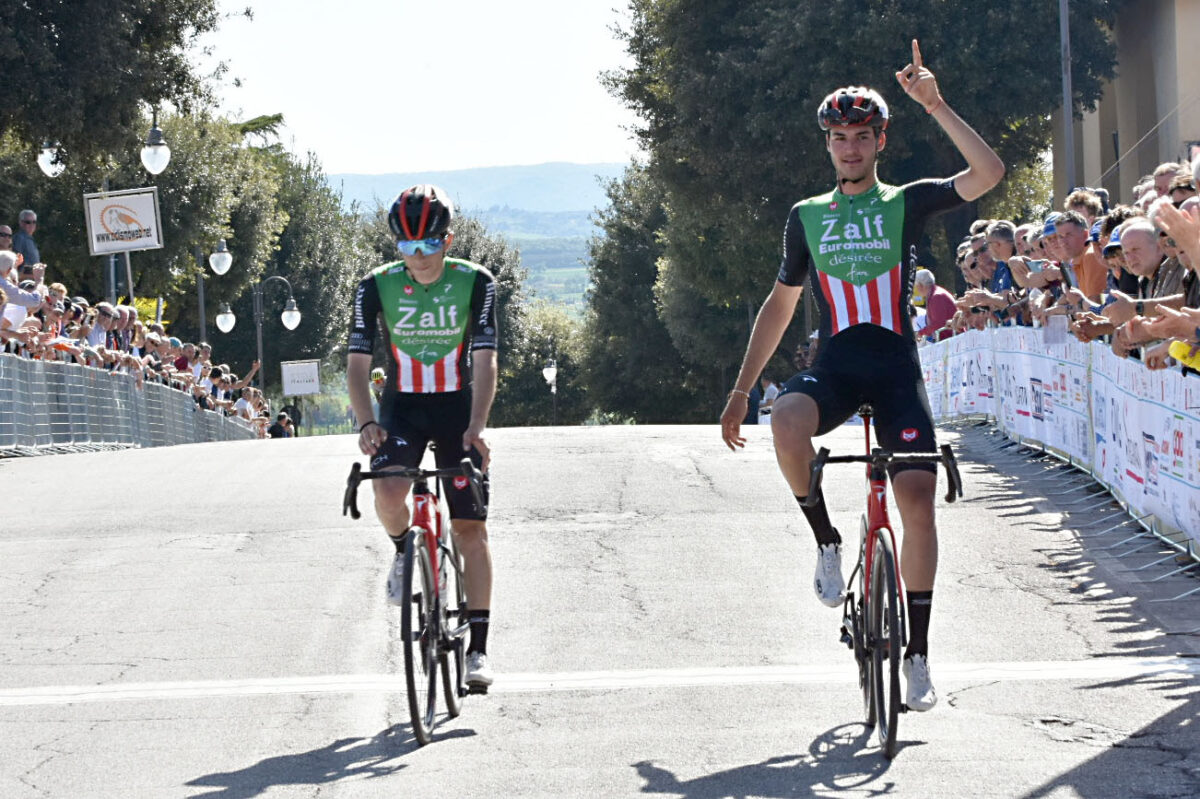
(914, 157, 1200, 375)
(1, 209, 280, 436)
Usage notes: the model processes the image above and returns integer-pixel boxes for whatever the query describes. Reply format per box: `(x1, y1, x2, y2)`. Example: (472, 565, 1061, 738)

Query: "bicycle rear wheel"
(400, 528, 438, 745)
(440, 531, 466, 718)
(868, 531, 903, 758)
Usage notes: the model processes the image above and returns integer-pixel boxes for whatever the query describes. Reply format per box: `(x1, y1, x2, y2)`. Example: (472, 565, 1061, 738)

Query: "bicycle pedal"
(467, 684, 489, 695)
(839, 626, 853, 649)
(900, 704, 909, 713)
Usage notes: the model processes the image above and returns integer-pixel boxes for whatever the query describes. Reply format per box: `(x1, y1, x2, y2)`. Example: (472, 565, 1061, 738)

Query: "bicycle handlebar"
(804, 444, 964, 506)
(342, 458, 487, 520)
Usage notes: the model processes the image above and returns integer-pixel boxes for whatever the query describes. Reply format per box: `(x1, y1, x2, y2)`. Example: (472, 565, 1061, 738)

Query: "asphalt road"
(1, 422, 1198, 798)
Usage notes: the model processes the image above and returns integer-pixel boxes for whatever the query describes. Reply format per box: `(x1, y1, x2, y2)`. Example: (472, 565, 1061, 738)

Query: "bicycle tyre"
(869, 531, 903, 758)
(400, 528, 438, 745)
(441, 530, 466, 718)
(855, 516, 874, 727)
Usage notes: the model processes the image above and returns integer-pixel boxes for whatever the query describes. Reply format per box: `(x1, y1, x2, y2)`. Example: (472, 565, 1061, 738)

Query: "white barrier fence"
(0, 353, 256, 455)
(920, 328, 1200, 551)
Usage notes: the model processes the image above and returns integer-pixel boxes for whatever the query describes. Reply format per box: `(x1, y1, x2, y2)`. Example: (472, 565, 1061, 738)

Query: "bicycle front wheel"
(868, 531, 903, 759)
(400, 528, 438, 745)
(440, 531, 466, 718)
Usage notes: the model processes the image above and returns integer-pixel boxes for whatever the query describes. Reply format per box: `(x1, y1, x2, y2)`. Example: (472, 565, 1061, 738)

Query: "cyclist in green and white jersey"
(348, 184, 498, 688)
(721, 41, 1004, 711)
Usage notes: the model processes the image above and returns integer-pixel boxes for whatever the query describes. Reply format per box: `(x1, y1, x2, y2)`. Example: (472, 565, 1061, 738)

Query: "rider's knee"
(451, 520, 489, 553)
(771, 396, 818, 443)
(373, 480, 411, 520)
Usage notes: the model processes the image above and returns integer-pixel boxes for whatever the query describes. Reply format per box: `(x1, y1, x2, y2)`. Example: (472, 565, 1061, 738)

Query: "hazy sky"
(201, 0, 642, 174)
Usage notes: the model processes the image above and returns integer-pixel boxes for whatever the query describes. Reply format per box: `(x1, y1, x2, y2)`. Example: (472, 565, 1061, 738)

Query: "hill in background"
(331, 162, 626, 314)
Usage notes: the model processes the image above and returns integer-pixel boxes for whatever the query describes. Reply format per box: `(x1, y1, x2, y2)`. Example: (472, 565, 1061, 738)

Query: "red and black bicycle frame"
(858, 419, 908, 651)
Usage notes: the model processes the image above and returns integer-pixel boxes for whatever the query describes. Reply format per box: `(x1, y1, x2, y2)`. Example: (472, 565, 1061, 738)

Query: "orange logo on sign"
(99, 204, 149, 242)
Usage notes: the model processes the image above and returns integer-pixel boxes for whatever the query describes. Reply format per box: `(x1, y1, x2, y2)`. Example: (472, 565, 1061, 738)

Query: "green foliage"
(0, 0, 229, 163)
(979, 153, 1054, 227)
(603, 0, 1126, 374)
(0, 112, 286, 309)
(198, 150, 374, 391)
(491, 302, 590, 427)
(582, 165, 715, 422)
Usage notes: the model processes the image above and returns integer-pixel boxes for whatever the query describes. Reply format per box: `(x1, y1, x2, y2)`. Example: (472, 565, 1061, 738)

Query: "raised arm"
(895, 39, 1004, 201)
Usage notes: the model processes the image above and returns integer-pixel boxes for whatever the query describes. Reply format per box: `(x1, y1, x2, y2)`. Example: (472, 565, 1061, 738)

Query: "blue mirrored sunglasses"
(396, 236, 445, 256)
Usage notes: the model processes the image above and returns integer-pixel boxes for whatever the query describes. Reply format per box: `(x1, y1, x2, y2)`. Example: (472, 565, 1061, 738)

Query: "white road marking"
(1, 657, 1195, 708)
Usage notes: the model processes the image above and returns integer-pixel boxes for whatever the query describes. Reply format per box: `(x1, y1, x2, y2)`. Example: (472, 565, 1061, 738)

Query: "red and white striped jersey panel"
(392, 343, 465, 393)
(816, 265, 904, 335)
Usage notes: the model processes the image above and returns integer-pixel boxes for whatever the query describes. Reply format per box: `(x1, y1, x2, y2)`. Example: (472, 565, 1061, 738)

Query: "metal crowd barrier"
(0, 353, 256, 456)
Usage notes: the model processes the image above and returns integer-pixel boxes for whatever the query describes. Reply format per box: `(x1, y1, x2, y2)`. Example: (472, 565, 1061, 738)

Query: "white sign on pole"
(280, 360, 322, 396)
(82, 187, 164, 255)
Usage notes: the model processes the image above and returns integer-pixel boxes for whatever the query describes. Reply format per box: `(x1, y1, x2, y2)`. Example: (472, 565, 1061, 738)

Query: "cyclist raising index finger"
(720, 39, 1003, 711)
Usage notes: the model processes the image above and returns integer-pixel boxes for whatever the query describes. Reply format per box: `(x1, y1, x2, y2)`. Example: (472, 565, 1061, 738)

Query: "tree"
(583, 165, 713, 422)
(191, 150, 373, 391)
(0, 111, 286, 315)
(607, 0, 1126, 369)
(0, 1, 235, 164)
(492, 301, 590, 427)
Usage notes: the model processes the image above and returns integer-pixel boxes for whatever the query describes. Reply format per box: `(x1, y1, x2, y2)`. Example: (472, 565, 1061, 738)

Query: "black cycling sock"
(904, 591, 933, 659)
(467, 609, 490, 655)
(389, 534, 404, 553)
(796, 490, 841, 546)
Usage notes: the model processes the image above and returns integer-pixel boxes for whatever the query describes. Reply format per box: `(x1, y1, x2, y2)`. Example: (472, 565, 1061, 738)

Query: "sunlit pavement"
(2, 424, 1197, 797)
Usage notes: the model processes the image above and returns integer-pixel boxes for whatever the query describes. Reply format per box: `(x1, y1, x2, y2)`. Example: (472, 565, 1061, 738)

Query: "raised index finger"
(912, 39, 922, 67)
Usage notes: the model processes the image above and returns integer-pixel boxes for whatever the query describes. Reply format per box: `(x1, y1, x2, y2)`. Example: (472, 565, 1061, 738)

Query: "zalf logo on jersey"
(901, 428, 919, 442)
(392, 304, 463, 335)
(817, 214, 891, 255)
(404, 285, 414, 296)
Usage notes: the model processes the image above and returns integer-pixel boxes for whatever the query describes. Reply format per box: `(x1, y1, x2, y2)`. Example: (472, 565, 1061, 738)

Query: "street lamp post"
(253, 275, 301, 392)
(542, 357, 558, 425)
(195, 239, 233, 341)
(211, 275, 300, 392)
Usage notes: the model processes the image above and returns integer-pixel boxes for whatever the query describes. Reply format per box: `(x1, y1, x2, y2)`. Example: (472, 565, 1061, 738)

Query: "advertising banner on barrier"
(921, 331, 1199, 547)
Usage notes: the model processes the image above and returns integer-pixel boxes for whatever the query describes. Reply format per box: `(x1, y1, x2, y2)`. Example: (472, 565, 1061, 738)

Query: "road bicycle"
(343, 456, 486, 746)
(805, 406, 962, 758)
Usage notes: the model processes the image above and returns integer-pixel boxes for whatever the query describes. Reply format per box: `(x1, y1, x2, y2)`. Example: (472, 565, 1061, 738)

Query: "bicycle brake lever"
(459, 458, 486, 513)
(804, 447, 831, 506)
(343, 462, 362, 519)
(939, 444, 963, 503)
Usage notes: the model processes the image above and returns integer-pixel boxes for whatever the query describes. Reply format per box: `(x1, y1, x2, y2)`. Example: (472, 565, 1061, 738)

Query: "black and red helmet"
(387, 184, 455, 240)
(817, 87, 890, 131)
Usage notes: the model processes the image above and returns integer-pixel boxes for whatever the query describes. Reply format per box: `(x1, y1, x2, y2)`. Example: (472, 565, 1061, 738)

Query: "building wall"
(1052, 0, 1200, 205)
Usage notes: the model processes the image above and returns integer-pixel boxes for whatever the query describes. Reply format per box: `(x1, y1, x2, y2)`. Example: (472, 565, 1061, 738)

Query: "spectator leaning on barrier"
(1063, 194, 1109, 303)
(912, 268, 957, 341)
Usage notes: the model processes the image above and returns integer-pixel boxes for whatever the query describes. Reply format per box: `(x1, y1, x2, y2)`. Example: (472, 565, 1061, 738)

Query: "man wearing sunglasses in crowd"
(12, 210, 40, 269)
(720, 40, 1003, 712)
(347, 184, 499, 690)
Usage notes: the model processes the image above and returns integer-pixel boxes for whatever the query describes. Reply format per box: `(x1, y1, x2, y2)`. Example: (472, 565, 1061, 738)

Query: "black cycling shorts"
(778, 325, 937, 475)
(369, 390, 489, 520)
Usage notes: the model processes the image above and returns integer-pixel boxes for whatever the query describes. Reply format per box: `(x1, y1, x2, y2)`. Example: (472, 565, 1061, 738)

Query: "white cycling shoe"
(814, 542, 846, 608)
(466, 652, 495, 687)
(903, 654, 938, 711)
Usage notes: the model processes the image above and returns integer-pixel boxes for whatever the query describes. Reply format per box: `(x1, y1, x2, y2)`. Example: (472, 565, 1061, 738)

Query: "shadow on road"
(184, 724, 475, 798)
(953, 426, 1200, 798)
(633, 722, 915, 798)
